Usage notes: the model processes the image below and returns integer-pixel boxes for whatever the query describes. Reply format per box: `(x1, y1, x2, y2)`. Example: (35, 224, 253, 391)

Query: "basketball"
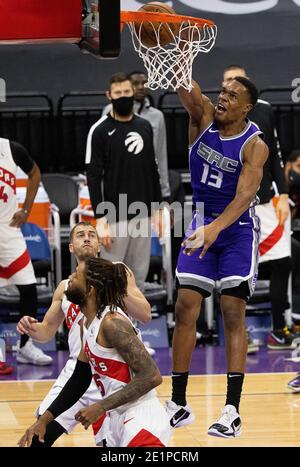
(135, 2, 179, 48)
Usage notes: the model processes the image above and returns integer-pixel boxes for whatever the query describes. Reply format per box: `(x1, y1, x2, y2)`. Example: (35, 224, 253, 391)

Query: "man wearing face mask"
(85, 72, 162, 293)
(102, 71, 171, 204)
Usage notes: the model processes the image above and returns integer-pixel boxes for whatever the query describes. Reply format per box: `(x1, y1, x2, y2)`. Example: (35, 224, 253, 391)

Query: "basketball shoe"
(287, 373, 300, 392)
(289, 324, 300, 345)
(267, 326, 296, 350)
(290, 324, 300, 336)
(0, 361, 13, 375)
(247, 331, 259, 354)
(16, 339, 53, 365)
(144, 341, 156, 356)
(165, 400, 195, 428)
(207, 404, 242, 438)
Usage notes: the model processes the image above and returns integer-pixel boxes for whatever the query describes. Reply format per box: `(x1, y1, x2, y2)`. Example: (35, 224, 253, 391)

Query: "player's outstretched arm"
(17, 280, 66, 342)
(124, 266, 151, 324)
(177, 79, 214, 144)
(178, 79, 205, 120)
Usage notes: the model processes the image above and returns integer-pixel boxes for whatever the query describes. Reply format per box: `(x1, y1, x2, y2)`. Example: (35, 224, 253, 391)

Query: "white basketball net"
(127, 20, 217, 91)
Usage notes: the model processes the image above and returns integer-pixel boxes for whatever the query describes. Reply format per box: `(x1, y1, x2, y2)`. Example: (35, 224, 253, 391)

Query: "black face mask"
(289, 169, 300, 187)
(111, 96, 134, 117)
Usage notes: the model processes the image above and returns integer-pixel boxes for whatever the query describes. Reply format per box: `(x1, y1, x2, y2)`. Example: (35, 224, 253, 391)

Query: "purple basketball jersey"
(189, 119, 262, 220)
(176, 119, 263, 298)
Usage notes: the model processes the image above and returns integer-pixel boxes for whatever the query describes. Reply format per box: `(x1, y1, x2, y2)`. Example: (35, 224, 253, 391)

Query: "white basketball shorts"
(0, 224, 36, 286)
(100, 396, 171, 447)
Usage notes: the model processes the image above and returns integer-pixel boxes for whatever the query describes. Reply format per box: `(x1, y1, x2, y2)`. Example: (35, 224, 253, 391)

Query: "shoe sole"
(207, 427, 242, 438)
(267, 344, 296, 350)
(16, 357, 52, 366)
(287, 385, 300, 392)
(170, 413, 196, 428)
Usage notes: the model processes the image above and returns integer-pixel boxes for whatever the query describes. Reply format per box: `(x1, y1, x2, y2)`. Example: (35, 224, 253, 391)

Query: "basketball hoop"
(121, 11, 217, 92)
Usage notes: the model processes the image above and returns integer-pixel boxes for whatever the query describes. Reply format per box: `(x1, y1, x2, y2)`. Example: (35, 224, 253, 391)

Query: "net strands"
(127, 20, 217, 91)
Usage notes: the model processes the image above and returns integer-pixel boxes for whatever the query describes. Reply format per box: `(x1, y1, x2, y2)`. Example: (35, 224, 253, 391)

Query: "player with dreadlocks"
(19, 257, 171, 448)
(86, 258, 128, 317)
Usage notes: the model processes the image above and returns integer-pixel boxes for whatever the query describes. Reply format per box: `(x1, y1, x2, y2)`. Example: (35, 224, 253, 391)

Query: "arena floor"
(1, 345, 299, 447)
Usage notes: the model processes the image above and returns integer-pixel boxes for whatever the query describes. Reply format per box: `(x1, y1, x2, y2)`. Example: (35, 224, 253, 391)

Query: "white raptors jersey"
(0, 138, 18, 223)
(83, 307, 156, 414)
(61, 280, 83, 360)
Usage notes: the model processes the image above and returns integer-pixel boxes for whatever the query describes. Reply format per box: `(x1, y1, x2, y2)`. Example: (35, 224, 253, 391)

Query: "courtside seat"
(0, 284, 53, 311)
(144, 283, 168, 314)
(42, 173, 79, 237)
(42, 173, 79, 279)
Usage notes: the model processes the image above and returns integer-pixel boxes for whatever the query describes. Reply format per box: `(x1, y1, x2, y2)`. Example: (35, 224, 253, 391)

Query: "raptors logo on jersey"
(0, 167, 16, 191)
(82, 307, 160, 408)
(84, 340, 131, 383)
(124, 132, 144, 155)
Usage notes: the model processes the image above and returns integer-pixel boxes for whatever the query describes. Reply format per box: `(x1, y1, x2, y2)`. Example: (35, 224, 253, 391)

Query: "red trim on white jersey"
(92, 413, 106, 436)
(84, 340, 131, 385)
(127, 429, 165, 447)
(61, 280, 84, 359)
(65, 303, 81, 330)
(0, 249, 30, 279)
(0, 166, 16, 193)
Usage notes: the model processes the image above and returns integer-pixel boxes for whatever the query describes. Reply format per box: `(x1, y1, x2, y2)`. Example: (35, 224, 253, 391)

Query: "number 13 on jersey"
(200, 163, 223, 189)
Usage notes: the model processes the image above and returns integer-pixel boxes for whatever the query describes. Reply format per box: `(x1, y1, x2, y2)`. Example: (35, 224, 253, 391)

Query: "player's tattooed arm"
(99, 314, 162, 411)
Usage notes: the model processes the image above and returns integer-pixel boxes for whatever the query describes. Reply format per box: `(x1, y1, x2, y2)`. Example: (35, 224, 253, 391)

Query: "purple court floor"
(2, 345, 300, 381)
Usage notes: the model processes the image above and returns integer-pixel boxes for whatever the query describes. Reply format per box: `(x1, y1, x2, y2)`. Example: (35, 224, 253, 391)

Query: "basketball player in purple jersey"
(165, 77, 269, 438)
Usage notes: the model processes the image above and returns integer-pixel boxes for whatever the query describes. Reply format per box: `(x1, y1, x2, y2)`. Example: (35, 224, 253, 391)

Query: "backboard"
(0, 0, 82, 44)
(80, 0, 121, 58)
(0, 0, 120, 58)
